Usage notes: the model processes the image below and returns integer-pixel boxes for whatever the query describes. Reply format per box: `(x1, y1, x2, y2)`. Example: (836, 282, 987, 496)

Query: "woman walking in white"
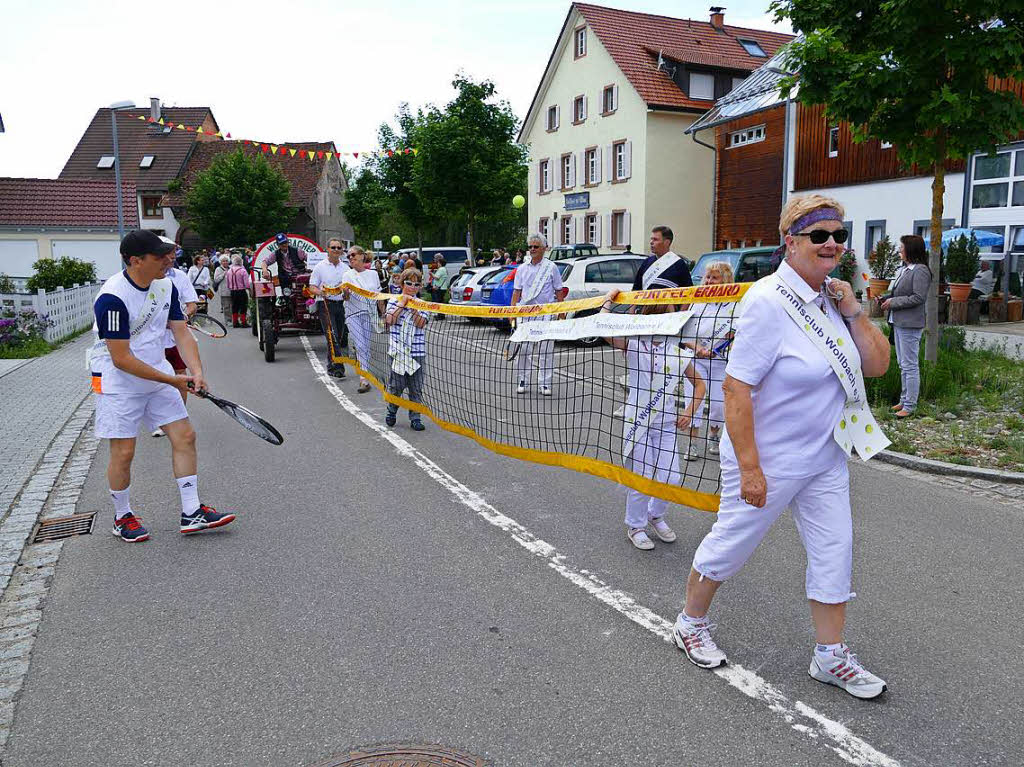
(511, 234, 564, 396)
(187, 254, 212, 309)
(880, 235, 931, 418)
(673, 195, 893, 700)
(341, 245, 381, 393)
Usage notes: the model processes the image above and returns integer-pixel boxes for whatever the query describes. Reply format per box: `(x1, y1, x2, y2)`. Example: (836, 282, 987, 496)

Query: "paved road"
(5, 326, 1023, 766)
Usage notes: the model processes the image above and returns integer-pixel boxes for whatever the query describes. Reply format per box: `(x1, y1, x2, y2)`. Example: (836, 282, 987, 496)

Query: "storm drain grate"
(310, 744, 487, 766)
(33, 512, 96, 543)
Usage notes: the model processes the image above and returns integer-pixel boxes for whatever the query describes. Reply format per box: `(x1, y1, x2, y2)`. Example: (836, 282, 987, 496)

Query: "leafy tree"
(184, 149, 294, 246)
(770, 2, 1024, 361)
(378, 105, 433, 250)
(413, 75, 528, 255)
(26, 257, 97, 292)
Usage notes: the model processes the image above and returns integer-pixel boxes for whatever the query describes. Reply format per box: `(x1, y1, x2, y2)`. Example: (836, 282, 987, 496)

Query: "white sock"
(680, 611, 707, 627)
(815, 642, 845, 658)
(111, 487, 132, 520)
(177, 475, 200, 516)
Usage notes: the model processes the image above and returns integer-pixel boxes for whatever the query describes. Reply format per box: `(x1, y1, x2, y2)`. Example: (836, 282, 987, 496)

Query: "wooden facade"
(714, 106, 786, 249)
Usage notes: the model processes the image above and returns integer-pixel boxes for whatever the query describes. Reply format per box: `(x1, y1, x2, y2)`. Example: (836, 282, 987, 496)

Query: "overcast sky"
(0, 0, 790, 179)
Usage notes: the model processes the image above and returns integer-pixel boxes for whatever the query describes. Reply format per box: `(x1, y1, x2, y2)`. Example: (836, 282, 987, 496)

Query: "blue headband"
(789, 207, 842, 235)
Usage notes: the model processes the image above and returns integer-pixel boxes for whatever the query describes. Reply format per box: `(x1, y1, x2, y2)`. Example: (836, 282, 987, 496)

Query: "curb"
(875, 449, 1024, 485)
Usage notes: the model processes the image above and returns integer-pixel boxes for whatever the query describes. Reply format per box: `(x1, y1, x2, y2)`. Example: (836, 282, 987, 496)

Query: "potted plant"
(945, 234, 980, 302)
(867, 236, 898, 298)
(837, 249, 858, 285)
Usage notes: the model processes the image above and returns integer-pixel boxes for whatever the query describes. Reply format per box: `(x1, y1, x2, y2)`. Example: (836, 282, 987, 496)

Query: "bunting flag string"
(135, 114, 417, 161)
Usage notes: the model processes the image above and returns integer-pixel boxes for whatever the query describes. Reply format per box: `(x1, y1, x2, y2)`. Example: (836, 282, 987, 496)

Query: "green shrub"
(945, 234, 980, 284)
(25, 257, 97, 292)
(0, 274, 15, 293)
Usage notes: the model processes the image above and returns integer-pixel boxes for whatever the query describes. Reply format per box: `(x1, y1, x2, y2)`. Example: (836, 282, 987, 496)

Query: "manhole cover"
(33, 512, 96, 543)
(310, 743, 486, 767)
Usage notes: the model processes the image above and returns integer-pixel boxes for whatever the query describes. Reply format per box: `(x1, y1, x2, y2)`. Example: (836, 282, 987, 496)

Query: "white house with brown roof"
(519, 3, 791, 259)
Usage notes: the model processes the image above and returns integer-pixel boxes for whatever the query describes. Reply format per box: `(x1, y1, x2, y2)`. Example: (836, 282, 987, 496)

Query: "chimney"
(709, 6, 725, 29)
(149, 97, 161, 121)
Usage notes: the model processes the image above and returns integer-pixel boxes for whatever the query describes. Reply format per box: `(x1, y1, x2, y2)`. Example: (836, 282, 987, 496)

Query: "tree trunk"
(467, 213, 476, 264)
(924, 137, 946, 363)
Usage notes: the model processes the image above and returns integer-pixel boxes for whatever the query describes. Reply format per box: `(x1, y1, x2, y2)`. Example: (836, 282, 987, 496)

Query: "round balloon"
(391, 235, 401, 245)
(512, 194, 526, 209)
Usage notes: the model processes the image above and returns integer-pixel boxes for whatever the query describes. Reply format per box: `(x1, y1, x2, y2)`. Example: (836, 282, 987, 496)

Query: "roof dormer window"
(96, 156, 115, 169)
(737, 38, 767, 57)
(139, 155, 155, 168)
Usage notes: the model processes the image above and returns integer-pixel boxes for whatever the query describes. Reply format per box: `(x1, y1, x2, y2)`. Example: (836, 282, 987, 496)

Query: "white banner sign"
(510, 310, 693, 343)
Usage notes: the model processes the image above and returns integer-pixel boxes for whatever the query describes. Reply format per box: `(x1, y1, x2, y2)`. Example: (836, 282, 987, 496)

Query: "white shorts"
(692, 460, 853, 604)
(94, 386, 189, 439)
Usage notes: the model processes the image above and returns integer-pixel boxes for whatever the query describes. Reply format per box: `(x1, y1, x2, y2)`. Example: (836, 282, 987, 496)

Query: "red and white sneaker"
(809, 644, 887, 699)
(112, 513, 149, 543)
(673, 614, 727, 668)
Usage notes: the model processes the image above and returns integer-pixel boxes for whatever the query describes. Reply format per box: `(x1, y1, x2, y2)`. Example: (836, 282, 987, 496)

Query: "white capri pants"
(515, 316, 554, 387)
(692, 460, 853, 604)
(624, 419, 680, 529)
(345, 311, 373, 373)
(691, 357, 726, 431)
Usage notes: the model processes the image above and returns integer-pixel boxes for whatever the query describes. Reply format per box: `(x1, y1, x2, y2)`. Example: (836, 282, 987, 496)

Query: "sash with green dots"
(771, 273, 890, 461)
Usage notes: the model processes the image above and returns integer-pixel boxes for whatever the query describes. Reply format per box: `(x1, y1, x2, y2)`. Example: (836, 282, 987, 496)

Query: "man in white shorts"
(90, 230, 235, 542)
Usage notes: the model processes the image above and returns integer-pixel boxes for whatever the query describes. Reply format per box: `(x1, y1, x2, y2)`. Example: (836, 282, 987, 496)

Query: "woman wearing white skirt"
(673, 194, 893, 701)
(341, 246, 382, 393)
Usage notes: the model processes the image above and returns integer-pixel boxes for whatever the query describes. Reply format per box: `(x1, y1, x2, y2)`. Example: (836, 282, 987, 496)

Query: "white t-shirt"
(310, 259, 349, 302)
(89, 271, 182, 395)
(164, 268, 198, 349)
(342, 267, 381, 316)
(187, 265, 211, 291)
(720, 260, 860, 479)
(513, 259, 562, 305)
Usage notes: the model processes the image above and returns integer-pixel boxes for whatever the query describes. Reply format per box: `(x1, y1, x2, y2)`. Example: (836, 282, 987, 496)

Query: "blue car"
(483, 266, 519, 328)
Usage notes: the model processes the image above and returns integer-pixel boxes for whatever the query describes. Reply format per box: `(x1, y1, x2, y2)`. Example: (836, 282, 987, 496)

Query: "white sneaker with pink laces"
(808, 644, 887, 699)
(673, 613, 727, 668)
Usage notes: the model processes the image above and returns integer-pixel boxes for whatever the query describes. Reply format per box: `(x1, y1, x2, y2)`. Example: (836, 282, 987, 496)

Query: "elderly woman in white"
(672, 194, 893, 700)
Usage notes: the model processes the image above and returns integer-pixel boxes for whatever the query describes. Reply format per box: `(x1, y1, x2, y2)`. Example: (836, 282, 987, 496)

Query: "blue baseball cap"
(275, 233, 288, 244)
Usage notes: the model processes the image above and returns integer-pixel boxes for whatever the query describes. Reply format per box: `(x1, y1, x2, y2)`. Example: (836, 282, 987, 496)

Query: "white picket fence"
(0, 283, 101, 342)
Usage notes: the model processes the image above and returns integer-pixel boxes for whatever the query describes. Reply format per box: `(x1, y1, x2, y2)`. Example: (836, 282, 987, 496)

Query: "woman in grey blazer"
(880, 235, 932, 417)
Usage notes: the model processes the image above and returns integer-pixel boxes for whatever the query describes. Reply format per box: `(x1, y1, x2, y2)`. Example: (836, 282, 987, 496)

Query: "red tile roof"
(0, 178, 139, 229)
(59, 107, 220, 191)
(162, 140, 338, 210)
(576, 3, 793, 110)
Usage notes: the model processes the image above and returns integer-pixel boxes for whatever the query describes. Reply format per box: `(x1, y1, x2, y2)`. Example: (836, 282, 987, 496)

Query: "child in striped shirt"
(384, 268, 429, 431)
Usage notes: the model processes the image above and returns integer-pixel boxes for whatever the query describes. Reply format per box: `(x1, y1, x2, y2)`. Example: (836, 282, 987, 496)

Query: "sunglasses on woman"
(793, 228, 849, 245)
(403, 280, 421, 287)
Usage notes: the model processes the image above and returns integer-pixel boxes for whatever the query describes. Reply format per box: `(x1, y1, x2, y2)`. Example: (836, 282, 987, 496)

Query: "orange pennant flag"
(289, 148, 297, 157)
(325, 152, 333, 161)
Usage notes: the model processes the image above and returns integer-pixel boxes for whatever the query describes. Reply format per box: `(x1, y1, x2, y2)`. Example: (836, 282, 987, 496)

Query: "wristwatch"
(841, 306, 864, 322)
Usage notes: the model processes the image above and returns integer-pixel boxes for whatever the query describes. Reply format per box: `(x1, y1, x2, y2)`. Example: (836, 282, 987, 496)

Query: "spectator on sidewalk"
(880, 235, 932, 418)
(187, 254, 212, 311)
(226, 255, 252, 328)
(429, 255, 450, 318)
(969, 261, 995, 300)
(213, 254, 232, 323)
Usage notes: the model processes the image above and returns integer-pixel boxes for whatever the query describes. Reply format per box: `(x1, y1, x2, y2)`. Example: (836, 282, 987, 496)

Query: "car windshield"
(557, 263, 573, 279)
(691, 252, 742, 284)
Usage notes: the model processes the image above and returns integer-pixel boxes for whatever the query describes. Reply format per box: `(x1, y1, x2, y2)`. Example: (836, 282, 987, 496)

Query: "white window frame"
(97, 156, 115, 169)
(727, 125, 766, 148)
(562, 215, 573, 245)
(539, 217, 550, 243)
(573, 95, 587, 123)
(139, 155, 155, 168)
(828, 126, 840, 158)
(737, 38, 767, 57)
(575, 27, 587, 58)
(690, 72, 715, 101)
(611, 211, 628, 248)
(602, 85, 618, 115)
(586, 213, 599, 244)
(586, 148, 598, 184)
(539, 159, 551, 193)
(546, 105, 559, 131)
(613, 141, 631, 181)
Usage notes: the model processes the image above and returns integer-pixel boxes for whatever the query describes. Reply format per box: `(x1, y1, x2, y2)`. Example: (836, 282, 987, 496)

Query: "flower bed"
(0, 310, 54, 359)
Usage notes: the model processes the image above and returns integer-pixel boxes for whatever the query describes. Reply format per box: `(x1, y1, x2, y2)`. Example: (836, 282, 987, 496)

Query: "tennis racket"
(188, 313, 227, 338)
(189, 385, 283, 445)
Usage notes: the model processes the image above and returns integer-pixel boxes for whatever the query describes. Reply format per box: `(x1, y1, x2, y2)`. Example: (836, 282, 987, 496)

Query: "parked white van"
(395, 247, 474, 270)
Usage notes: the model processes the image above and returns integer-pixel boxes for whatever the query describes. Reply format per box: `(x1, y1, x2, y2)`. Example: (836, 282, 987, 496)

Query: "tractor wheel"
(262, 319, 276, 362)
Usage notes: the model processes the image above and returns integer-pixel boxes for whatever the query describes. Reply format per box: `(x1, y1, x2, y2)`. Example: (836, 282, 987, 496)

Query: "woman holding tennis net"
(673, 194, 892, 700)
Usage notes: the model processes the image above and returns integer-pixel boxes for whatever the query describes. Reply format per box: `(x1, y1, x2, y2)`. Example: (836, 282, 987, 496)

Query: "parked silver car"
(449, 265, 514, 322)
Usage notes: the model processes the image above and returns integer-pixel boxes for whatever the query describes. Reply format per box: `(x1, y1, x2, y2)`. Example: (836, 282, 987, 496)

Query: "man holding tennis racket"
(90, 230, 235, 543)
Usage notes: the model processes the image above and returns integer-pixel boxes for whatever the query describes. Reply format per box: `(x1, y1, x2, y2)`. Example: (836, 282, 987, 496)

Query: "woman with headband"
(672, 195, 893, 700)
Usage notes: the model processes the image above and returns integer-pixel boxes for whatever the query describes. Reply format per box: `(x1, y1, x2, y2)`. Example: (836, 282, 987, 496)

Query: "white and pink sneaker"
(809, 644, 887, 699)
(673, 613, 727, 668)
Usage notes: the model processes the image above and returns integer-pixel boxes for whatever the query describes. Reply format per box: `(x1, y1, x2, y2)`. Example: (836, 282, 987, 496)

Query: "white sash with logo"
(621, 339, 689, 465)
(641, 253, 681, 289)
(520, 258, 556, 305)
(771, 273, 890, 460)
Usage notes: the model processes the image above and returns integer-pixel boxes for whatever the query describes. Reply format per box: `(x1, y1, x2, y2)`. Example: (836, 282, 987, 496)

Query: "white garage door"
(0, 240, 41, 278)
(52, 240, 123, 281)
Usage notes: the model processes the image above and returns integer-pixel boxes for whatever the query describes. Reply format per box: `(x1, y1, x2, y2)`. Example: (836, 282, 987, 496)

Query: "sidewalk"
(0, 334, 95, 544)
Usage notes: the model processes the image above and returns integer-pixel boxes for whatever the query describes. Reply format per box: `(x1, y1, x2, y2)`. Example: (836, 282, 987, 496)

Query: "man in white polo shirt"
(308, 237, 349, 378)
(511, 233, 564, 396)
(90, 230, 235, 543)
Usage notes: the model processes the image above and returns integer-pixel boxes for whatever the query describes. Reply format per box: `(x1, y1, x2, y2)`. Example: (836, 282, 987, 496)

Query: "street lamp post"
(109, 101, 136, 239)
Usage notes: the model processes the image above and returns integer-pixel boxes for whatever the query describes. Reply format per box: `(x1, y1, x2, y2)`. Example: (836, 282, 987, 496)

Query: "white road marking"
(302, 335, 900, 767)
